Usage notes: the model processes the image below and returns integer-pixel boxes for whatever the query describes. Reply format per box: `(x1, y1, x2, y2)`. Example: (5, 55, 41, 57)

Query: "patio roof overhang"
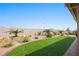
(65, 3, 79, 22)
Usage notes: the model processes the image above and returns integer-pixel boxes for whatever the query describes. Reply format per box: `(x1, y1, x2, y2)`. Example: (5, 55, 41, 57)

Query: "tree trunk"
(15, 33, 18, 37)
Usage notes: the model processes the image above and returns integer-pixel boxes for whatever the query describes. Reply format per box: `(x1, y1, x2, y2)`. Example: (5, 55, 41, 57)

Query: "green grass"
(8, 36, 75, 56)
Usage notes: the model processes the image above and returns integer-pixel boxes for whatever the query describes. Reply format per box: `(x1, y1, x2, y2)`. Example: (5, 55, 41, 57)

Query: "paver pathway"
(64, 38, 79, 56)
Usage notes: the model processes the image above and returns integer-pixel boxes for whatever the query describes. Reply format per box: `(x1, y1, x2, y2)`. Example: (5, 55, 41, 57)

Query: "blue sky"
(0, 3, 77, 30)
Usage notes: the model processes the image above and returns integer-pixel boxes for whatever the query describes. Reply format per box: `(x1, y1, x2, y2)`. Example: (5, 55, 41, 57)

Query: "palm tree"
(8, 29, 23, 37)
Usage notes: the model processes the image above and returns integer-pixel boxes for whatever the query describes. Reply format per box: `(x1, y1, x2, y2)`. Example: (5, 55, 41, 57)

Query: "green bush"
(61, 34, 64, 36)
(46, 33, 52, 38)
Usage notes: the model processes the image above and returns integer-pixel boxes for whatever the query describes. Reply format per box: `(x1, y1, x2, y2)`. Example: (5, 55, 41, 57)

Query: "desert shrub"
(61, 34, 64, 36)
(0, 39, 2, 43)
(46, 33, 52, 38)
(52, 31, 57, 35)
(68, 32, 76, 35)
(35, 37, 38, 39)
(37, 32, 42, 36)
(43, 29, 52, 38)
(21, 36, 30, 43)
(2, 41, 13, 47)
(29, 35, 32, 37)
(1, 39, 13, 47)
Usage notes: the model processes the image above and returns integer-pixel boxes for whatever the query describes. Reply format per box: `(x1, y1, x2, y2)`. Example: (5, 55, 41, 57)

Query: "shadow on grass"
(26, 37, 75, 56)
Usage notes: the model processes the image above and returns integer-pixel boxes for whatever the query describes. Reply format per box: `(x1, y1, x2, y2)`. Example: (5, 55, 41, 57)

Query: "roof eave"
(65, 4, 77, 22)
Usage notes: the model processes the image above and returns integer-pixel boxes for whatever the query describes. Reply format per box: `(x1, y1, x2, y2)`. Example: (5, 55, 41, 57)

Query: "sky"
(0, 3, 77, 30)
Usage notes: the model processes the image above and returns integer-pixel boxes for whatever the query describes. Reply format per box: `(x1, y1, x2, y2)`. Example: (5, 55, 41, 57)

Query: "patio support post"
(77, 7, 79, 39)
(75, 6, 79, 55)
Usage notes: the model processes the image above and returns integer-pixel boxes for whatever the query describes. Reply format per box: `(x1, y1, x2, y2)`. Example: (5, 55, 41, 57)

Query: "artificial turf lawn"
(8, 36, 75, 56)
